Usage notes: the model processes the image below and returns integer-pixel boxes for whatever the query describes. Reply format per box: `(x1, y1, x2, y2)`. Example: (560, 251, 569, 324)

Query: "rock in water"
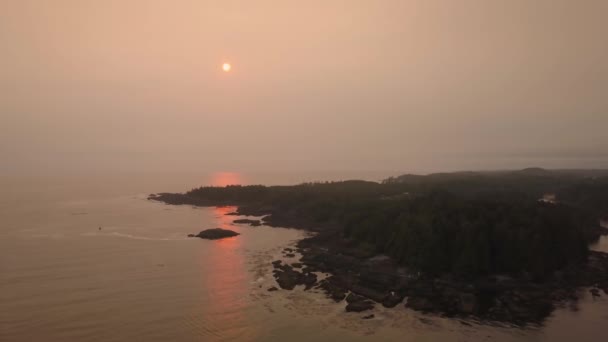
(233, 219, 262, 226)
(191, 228, 240, 240)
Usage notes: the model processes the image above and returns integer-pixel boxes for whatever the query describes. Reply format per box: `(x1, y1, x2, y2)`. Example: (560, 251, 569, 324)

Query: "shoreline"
(149, 194, 608, 325)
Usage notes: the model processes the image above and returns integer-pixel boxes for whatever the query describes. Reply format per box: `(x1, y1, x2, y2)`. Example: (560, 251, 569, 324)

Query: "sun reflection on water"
(198, 205, 255, 339)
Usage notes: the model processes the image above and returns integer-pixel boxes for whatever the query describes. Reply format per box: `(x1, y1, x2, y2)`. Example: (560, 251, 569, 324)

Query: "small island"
(151, 168, 608, 324)
(188, 228, 240, 240)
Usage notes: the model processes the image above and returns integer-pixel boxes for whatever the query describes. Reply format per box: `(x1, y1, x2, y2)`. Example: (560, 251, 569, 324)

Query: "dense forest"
(152, 169, 608, 278)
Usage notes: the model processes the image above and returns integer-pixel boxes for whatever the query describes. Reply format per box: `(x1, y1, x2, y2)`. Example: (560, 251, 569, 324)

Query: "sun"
(222, 63, 231, 72)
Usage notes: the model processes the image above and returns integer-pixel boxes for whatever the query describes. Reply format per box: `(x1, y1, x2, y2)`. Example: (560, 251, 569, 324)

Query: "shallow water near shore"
(1, 175, 608, 341)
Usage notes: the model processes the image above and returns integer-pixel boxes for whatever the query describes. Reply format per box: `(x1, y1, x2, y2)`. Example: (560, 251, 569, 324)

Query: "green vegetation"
(343, 193, 591, 277)
(155, 169, 608, 278)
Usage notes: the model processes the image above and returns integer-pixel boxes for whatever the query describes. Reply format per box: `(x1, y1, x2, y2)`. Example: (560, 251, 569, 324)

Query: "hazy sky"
(1, 0, 607, 177)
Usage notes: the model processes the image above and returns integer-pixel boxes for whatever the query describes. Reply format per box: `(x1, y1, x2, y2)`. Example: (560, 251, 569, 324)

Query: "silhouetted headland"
(151, 168, 608, 324)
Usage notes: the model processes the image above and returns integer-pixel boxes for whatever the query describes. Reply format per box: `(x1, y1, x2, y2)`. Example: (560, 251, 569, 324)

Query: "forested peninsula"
(150, 168, 608, 324)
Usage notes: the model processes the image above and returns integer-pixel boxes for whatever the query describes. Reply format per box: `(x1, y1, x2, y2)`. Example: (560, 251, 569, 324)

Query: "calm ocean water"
(1, 172, 607, 341)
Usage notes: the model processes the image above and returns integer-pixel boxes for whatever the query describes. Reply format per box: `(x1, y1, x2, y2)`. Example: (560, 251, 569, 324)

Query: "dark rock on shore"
(351, 285, 387, 303)
(346, 300, 374, 312)
(317, 277, 347, 302)
(272, 263, 318, 291)
(344, 292, 375, 312)
(293, 229, 608, 324)
(190, 228, 239, 240)
(274, 264, 300, 290)
(233, 219, 262, 226)
(268, 286, 278, 292)
(406, 297, 435, 312)
(302, 272, 318, 290)
(346, 292, 365, 304)
(590, 288, 601, 298)
(383, 292, 405, 308)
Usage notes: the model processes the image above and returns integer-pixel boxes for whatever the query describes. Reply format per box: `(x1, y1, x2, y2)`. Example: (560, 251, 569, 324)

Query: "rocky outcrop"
(290, 231, 608, 324)
(190, 228, 239, 240)
(153, 191, 608, 325)
(272, 262, 318, 290)
(346, 299, 374, 312)
(317, 276, 347, 302)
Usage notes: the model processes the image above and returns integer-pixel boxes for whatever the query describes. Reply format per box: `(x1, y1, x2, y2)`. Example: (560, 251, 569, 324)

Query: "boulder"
(272, 264, 319, 290)
(382, 292, 405, 308)
(346, 300, 374, 312)
(275, 270, 300, 290)
(267, 286, 279, 292)
(346, 293, 365, 304)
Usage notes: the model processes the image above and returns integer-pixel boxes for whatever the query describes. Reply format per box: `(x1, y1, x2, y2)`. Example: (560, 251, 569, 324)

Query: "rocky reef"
(268, 232, 608, 325)
(188, 228, 239, 240)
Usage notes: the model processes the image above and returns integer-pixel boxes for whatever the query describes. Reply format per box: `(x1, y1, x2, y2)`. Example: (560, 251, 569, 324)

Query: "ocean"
(1, 172, 607, 341)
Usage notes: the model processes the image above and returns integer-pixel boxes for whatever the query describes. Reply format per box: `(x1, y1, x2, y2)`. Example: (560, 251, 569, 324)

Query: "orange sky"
(1, 0, 607, 176)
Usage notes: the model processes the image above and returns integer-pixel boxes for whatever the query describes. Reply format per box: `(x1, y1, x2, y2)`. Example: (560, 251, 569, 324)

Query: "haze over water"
(1, 1, 607, 177)
(1, 1, 608, 341)
(1, 172, 608, 341)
